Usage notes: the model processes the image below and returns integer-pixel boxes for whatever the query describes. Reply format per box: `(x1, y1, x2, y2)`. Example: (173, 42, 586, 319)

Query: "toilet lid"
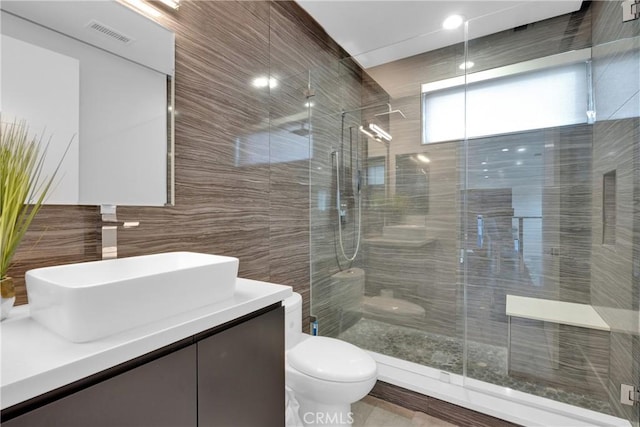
(288, 337, 377, 383)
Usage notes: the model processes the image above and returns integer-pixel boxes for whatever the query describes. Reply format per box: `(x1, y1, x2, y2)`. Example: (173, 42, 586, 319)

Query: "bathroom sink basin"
(382, 225, 427, 241)
(26, 252, 239, 342)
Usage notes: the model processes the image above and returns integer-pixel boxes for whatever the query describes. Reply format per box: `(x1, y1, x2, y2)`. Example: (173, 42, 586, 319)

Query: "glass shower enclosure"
(307, 3, 639, 425)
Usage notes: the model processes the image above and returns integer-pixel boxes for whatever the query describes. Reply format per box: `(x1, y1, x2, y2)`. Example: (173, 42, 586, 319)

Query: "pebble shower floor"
(339, 318, 611, 415)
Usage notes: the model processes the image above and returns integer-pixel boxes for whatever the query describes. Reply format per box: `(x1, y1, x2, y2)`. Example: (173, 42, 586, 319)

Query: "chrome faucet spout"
(99, 205, 139, 260)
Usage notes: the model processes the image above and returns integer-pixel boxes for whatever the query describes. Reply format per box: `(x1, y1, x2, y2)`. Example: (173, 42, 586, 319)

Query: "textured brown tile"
(269, 1, 345, 80)
(8, 205, 99, 305)
(7, 0, 340, 319)
(310, 2, 637, 423)
(592, 0, 640, 45)
(6, 2, 640, 426)
(367, 4, 591, 99)
(370, 382, 518, 427)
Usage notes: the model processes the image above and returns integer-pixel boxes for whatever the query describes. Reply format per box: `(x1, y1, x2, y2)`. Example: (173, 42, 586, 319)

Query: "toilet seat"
(287, 336, 377, 383)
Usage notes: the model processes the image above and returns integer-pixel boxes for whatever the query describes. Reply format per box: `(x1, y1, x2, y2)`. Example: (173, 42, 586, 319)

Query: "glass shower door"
(309, 34, 467, 374)
(589, 26, 640, 426)
(462, 5, 639, 425)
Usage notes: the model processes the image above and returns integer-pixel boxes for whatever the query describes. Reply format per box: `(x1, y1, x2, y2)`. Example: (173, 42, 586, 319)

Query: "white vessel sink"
(26, 252, 239, 342)
(382, 225, 427, 241)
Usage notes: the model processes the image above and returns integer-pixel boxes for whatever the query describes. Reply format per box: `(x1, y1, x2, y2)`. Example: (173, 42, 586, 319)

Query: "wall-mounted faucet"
(99, 205, 139, 260)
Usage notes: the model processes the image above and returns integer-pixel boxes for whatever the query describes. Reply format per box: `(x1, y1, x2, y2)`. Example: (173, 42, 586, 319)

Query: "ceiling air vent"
(86, 20, 134, 45)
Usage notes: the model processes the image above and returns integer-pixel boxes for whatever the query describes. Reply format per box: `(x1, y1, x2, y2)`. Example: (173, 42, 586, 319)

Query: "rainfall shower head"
(374, 105, 407, 119)
(290, 123, 310, 137)
(359, 123, 392, 143)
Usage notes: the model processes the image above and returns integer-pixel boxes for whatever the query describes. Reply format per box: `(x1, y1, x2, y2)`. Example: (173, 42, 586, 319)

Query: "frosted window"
(368, 165, 385, 185)
(423, 63, 589, 143)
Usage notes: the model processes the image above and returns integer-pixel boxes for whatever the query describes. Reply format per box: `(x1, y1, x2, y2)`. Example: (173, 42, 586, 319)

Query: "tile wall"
(8, 1, 363, 334)
(318, 1, 638, 424)
(6, 0, 639, 425)
(590, 1, 640, 423)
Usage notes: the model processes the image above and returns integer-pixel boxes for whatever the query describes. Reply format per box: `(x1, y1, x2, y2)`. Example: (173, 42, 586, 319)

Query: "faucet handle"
(98, 205, 140, 260)
(100, 204, 118, 222)
(99, 205, 139, 227)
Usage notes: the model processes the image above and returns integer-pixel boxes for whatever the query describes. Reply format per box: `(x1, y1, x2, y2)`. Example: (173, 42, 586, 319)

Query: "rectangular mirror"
(0, 1, 175, 206)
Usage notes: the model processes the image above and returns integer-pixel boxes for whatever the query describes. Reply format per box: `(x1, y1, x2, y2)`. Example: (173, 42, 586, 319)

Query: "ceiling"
(1, 1, 174, 75)
(295, 1, 584, 69)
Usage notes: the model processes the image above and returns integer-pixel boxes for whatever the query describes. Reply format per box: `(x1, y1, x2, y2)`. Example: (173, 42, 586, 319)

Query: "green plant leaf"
(0, 119, 71, 279)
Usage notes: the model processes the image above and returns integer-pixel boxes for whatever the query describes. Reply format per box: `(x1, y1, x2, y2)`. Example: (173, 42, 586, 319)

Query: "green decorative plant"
(0, 119, 66, 299)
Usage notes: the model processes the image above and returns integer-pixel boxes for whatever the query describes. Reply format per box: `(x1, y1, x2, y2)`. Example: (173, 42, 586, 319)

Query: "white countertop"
(506, 295, 610, 331)
(0, 278, 292, 410)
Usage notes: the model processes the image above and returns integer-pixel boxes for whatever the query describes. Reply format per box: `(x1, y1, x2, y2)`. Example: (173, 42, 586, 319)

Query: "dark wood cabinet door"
(197, 306, 284, 427)
(4, 344, 197, 427)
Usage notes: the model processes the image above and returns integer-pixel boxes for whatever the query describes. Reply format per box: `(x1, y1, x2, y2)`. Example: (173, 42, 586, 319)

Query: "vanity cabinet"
(3, 345, 197, 427)
(2, 305, 284, 427)
(198, 305, 284, 426)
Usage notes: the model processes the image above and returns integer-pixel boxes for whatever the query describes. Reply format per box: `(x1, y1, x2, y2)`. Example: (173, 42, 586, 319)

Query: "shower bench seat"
(505, 295, 610, 331)
(505, 295, 610, 371)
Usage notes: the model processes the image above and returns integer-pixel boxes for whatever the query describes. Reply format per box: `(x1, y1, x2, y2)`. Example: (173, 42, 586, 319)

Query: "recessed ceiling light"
(501, 148, 509, 152)
(252, 77, 268, 88)
(484, 175, 489, 179)
(483, 168, 488, 172)
(442, 14, 464, 30)
(122, 0, 162, 17)
(481, 161, 487, 165)
(252, 76, 278, 89)
(459, 61, 474, 70)
(517, 147, 526, 152)
(516, 161, 523, 166)
(157, 0, 180, 9)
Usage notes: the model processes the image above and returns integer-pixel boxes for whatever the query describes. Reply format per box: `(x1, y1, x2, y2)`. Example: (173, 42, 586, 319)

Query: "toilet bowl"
(284, 293, 377, 427)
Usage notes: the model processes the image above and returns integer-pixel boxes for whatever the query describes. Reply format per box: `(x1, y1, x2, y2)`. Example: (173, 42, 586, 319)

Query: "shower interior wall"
(360, 1, 593, 340)
(310, 1, 639, 425)
(309, 59, 389, 338)
(589, 1, 640, 423)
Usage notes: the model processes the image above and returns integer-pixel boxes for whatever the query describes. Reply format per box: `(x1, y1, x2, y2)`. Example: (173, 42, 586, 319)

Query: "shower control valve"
(339, 202, 348, 224)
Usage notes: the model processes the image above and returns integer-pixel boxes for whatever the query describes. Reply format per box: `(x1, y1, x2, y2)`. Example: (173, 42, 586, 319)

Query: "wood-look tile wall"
(8, 1, 353, 335)
(351, 6, 594, 350)
(7, 1, 639, 425)
(590, 3, 640, 424)
(308, 58, 388, 338)
(357, 2, 639, 425)
(370, 381, 519, 427)
(310, 2, 637, 424)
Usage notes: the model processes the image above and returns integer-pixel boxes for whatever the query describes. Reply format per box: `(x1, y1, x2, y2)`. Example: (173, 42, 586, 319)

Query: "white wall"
(1, 35, 80, 204)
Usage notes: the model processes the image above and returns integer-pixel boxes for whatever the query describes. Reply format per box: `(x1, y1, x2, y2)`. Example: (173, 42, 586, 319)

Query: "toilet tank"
(283, 292, 302, 350)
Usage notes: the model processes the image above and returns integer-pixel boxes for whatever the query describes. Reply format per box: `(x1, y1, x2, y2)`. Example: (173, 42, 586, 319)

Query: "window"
(422, 49, 593, 144)
(368, 164, 385, 185)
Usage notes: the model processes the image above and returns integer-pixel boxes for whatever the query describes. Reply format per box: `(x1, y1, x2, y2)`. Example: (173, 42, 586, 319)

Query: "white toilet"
(284, 292, 377, 427)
